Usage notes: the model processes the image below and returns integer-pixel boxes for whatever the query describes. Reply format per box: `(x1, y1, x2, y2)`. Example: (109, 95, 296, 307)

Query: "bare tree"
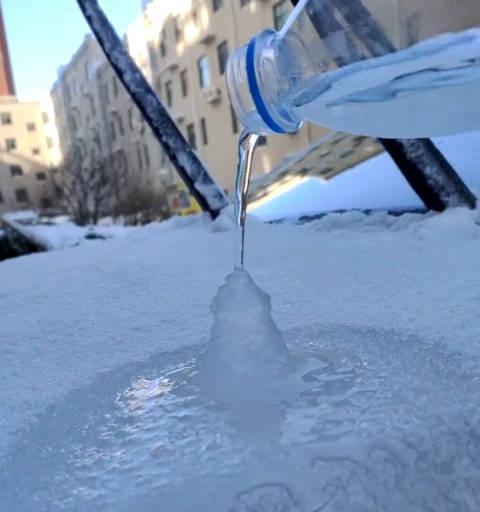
(113, 182, 170, 225)
(54, 143, 128, 226)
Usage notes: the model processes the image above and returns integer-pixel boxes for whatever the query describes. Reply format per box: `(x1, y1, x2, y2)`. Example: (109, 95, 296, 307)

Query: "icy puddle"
(1, 270, 480, 511)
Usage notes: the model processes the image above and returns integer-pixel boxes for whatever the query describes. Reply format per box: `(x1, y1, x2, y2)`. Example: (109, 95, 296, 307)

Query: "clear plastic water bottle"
(226, 0, 480, 138)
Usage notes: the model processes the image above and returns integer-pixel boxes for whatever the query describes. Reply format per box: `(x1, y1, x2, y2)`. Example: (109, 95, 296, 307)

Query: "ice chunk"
(196, 268, 290, 421)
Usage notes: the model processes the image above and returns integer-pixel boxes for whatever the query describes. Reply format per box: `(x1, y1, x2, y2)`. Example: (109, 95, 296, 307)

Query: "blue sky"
(3, 0, 142, 98)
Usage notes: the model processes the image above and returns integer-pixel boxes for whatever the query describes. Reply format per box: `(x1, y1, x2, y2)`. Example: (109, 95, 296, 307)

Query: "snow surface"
(1, 214, 179, 251)
(252, 131, 480, 220)
(1, 206, 480, 510)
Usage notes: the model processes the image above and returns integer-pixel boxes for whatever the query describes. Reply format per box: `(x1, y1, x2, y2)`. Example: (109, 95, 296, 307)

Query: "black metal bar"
(76, 0, 228, 219)
(291, 0, 476, 210)
(0, 218, 46, 258)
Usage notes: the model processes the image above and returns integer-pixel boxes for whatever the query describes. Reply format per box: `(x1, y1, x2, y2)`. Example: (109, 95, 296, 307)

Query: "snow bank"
(1, 214, 204, 251)
(252, 131, 480, 221)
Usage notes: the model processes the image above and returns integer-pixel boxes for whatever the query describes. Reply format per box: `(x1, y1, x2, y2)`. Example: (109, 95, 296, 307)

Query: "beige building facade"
(51, 33, 171, 204)
(143, 0, 329, 193)
(0, 97, 57, 215)
(51, 0, 480, 205)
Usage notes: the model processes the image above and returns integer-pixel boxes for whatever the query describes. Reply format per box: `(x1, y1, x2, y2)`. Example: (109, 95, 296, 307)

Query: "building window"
(5, 138, 16, 151)
(186, 123, 197, 150)
(112, 76, 119, 97)
(258, 136, 267, 146)
(89, 96, 96, 116)
(217, 41, 229, 76)
(200, 118, 208, 146)
(32, 148, 41, 156)
(230, 105, 239, 134)
(42, 112, 49, 124)
(406, 12, 422, 45)
(1, 112, 12, 125)
(118, 115, 125, 136)
(273, 0, 290, 30)
(240, 0, 251, 7)
(46, 137, 54, 149)
(110, 121, 116, 141)
(180, 69, 188, 97)
(36, 172, 47, 181)
(27, 122, 36, 132)
(143, 145, 151, 169)
(103, 83, 110, 105)
(41, 197, 53, 209)
(165, 80, 173, 107)
(212, 0, 223, 11)
(15, 188, 29, 203)
(10, 165, 23, 177)
(128, 108, 134, 131)
(197, 56, 210, 89)
(192, 7, 199, 25)
(0, 190, 3, 203)
(137, 146, 143, 170)
(174, 17, 182, 42)
(160, 30, 167, 57)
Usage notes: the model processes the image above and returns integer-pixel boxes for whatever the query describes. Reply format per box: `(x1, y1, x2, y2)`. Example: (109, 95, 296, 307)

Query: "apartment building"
(51, 37, 107, 166)
(51, 31, 172, 206)
(52, 0, 480, 204)
(0, 97, 57, 215)
(143, 0, 329, 193)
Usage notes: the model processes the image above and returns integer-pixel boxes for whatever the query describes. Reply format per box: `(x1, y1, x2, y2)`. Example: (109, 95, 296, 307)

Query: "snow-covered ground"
(1, 212, 148, 250)
(1, 206, 480, 510)
(252, 131, 480, 220)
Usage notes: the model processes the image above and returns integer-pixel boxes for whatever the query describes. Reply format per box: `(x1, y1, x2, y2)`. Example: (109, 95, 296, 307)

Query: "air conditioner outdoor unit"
(160, 60, 179, 73)
(203, 87, 221, 104)
(175, 113, 186, 124)
(199, 32, 215, 45)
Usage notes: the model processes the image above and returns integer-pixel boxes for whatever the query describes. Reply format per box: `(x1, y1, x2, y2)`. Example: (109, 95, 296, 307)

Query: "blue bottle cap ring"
(246, 35, 286, 134)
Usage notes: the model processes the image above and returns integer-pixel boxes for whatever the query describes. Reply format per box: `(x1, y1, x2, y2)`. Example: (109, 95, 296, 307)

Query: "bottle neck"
(226, 30, 303, 136)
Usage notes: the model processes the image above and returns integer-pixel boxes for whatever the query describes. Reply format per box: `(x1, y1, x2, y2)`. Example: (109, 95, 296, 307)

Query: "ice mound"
(196, 268, 291, 421)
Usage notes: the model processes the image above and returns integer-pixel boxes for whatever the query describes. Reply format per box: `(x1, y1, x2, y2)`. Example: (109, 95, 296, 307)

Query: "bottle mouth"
(226, 30, 301, 136)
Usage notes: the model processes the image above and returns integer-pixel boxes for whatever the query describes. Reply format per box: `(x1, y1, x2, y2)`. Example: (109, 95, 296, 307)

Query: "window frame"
(200, 118, 208, 146)
(15, 188, 29, 203)
(180, 69, 188, 98)
(217, 40, 229, 76)
(5, 138, 17, 151)
(273, 0, 290, 31)
(197, 55, 211, 89)
(186, 123, 197, 150)
(1, 112, 12, 125)
(212, 0, 224, 12)
(10, 165, 23, 177)
(165, 80, 173, 107)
